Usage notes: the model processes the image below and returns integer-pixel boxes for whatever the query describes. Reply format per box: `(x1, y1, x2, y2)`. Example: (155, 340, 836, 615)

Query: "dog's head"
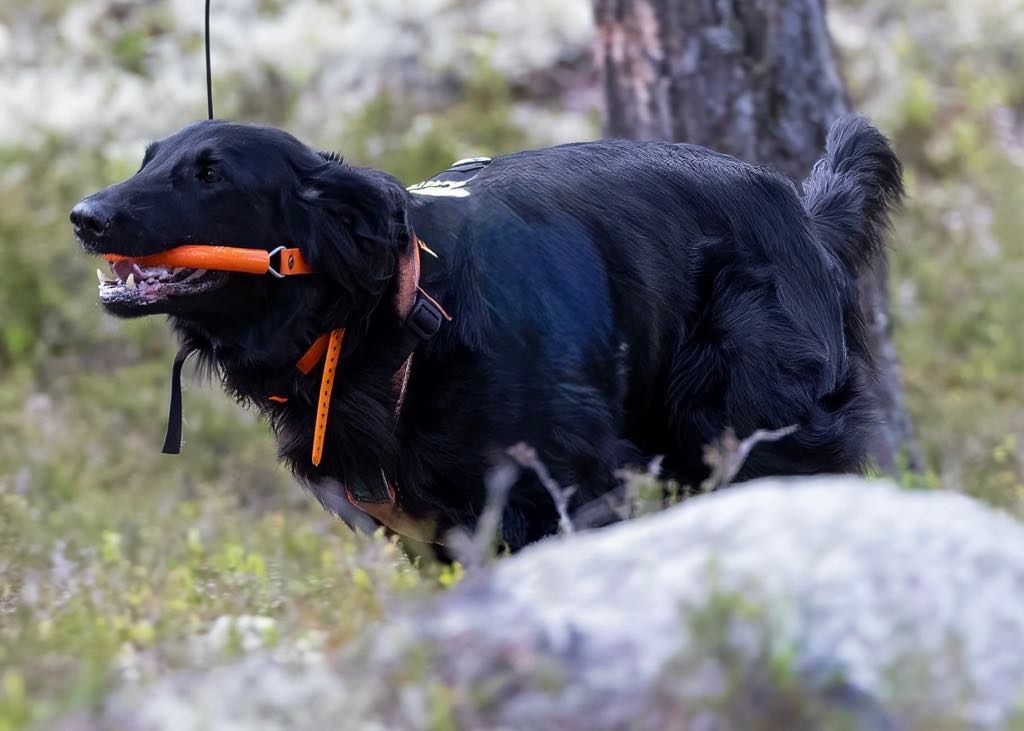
(71, 120, 408, 351)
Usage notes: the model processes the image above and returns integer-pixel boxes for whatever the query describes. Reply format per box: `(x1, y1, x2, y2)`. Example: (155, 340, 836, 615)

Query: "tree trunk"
(593, 0, 920, 471)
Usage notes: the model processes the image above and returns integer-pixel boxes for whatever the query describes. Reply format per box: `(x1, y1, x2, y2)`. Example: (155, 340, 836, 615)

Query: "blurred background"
(0, 0, 1022, 726)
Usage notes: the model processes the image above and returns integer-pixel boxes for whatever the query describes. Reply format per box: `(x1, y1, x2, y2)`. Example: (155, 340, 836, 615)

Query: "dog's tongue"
(111, 260, 143, 281)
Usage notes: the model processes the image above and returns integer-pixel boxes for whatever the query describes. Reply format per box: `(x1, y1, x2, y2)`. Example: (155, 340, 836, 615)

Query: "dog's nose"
(70, 198, 112, 246)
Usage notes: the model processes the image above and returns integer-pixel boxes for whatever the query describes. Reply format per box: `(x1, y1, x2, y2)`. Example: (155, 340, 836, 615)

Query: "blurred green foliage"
(836, 0, 1024, 504)
(344, 63, 529, 184)
(0, 0, 1022, 727)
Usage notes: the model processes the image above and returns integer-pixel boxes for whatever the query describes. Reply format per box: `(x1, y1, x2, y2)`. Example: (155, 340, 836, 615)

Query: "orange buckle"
(268, 246, 313, 277)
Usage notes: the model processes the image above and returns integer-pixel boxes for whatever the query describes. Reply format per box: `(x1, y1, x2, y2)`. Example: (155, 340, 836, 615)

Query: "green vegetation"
(0, 1, 1021, 727)
(837, 0, 1024, 503)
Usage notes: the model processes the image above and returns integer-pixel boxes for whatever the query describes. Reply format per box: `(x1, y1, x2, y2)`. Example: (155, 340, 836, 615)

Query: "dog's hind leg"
(489, 367, 631, 549)
(662, 260, 872, 488)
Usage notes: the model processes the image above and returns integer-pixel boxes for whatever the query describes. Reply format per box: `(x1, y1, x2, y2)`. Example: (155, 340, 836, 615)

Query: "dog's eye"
(197, 167, 222, 184)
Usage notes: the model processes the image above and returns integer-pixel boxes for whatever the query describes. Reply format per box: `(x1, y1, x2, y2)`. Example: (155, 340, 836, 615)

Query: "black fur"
(71, 116, 902, 549)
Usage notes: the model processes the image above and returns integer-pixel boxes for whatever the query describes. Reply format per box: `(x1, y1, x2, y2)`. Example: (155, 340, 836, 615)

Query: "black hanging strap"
(205, 0, 214, 120)
(162, 347, 193, 454)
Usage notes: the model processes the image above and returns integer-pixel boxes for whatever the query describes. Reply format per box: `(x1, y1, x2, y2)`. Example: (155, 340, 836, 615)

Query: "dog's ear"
(284, 157, 409, 304)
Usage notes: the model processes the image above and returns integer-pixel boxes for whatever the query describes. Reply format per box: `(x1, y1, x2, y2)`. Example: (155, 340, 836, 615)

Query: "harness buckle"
(266, 246, 288, 279)
(405, 294, 444, 341)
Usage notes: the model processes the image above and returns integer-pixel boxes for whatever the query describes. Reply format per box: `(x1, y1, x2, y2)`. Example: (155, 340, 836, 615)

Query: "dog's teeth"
(96, 268, 106, 285)
(126, 273, 136, 289)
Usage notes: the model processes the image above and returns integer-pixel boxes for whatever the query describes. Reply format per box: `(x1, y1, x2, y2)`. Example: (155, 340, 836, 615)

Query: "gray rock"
(88, 477, 1024, 730)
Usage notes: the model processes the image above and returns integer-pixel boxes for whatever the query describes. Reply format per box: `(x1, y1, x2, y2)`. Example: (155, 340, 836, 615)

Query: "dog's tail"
(802, 116, 903, 273)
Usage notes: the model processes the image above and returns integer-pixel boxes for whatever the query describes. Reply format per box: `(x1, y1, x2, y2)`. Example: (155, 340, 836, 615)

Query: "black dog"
(71, 116, 901, 549)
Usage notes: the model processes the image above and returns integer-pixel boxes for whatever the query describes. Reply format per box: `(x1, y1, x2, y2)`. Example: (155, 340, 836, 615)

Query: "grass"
(0, 360, 436, 728)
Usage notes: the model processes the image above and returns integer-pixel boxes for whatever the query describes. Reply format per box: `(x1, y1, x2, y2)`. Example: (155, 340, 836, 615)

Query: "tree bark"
(593, 0, 919, 471)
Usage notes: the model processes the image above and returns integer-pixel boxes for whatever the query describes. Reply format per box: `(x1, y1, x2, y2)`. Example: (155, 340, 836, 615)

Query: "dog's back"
(409, 117, 901, 501)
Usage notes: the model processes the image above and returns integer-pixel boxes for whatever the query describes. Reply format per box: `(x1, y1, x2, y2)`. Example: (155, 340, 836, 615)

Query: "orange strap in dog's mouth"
(104, 245, 313, 278)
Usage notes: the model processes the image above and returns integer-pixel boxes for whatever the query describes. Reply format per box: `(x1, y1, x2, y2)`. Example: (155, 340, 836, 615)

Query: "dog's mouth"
(97, 259, 228, 311)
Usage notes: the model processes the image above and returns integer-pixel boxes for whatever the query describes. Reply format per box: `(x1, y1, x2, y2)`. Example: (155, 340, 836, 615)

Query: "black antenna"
(205, 0, 214, 119)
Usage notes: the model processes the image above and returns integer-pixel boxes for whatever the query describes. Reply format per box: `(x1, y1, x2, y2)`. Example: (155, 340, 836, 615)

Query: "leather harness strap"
(345, 474, 438, 543)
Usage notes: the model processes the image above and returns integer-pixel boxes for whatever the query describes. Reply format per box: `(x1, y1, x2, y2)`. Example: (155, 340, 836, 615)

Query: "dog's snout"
(70, 198, 112, 246)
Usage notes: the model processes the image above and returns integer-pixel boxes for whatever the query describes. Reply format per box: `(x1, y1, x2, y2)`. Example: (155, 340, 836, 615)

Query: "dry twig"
(445, 462, 517, 570)
(507, 443, 576, 535)
(701, 425, 800, 492)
